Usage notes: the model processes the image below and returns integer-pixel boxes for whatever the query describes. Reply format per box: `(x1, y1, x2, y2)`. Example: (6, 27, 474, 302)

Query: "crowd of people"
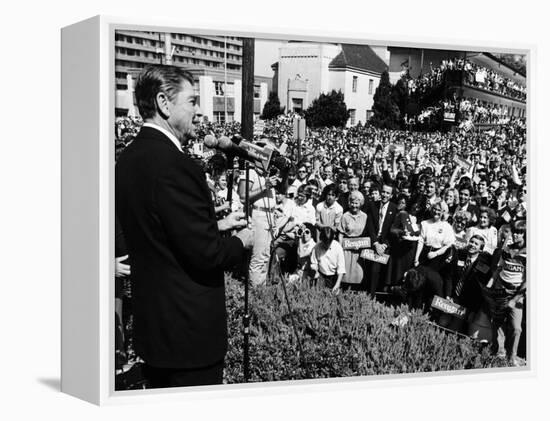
(116, 105, 527, 371)
(405, 57, 526, 101)
(417, 96, 520, 128)
(206, 115, 526, 365)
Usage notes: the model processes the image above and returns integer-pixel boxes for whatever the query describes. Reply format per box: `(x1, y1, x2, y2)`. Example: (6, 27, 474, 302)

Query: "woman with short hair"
(414, 200, 455, 272)
(466, 206, 498, 255)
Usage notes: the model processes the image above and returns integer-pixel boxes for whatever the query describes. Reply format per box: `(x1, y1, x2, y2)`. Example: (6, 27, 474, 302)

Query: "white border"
(64, 14, 536, 406)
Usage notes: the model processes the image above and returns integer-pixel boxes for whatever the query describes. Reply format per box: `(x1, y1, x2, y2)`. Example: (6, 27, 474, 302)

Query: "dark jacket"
(364, 200, 398, 247)
(115, 126, 244, 368)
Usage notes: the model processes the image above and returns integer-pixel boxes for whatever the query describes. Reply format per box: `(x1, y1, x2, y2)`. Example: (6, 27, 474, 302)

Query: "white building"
(275, 42, 388, 126)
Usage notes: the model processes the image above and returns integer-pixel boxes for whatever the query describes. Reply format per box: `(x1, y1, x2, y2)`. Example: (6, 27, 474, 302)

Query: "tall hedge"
(224, 279, 506, 383)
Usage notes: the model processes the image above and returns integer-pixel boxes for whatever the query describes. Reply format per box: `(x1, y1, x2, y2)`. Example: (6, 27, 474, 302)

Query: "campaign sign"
(254, 120, 265, 136)
(393, 143, 405, 156)
(453, 156, 472, 171)
(360, 249, 389, 264)
(342, 237, 371, 250)
(431, 296, 467, 319)
(454, 237, 468, 249)
(444, 112, 456, 122)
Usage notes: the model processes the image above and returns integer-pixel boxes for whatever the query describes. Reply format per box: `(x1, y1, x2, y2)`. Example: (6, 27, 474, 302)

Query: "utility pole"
(241, 38, 255, 142)
(224, 36, 228, 123)
(240, 37, 254, 383)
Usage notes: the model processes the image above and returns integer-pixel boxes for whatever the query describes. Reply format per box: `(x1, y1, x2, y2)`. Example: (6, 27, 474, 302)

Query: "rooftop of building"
(329, 44, 388, 74)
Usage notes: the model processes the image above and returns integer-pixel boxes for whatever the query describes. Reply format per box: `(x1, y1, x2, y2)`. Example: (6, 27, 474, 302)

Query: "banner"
(453, 156, 472, 171)
(431, 296, 467, 319)
(360, 249, 389, 264)
(444, 112, 456, 122)
(342, 237, 371, 250)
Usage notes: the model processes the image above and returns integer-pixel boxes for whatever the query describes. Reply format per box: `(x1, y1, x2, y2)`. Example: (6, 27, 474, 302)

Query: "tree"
(391, 77, 409, 127)
(304, 90, 350, 128)
(370, 71, 401, 130)
(261, 92, 285, 120)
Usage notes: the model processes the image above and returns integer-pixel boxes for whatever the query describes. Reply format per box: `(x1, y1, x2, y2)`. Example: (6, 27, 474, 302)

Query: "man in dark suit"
(364, 183, 397, 296)
(451, 234, 493, 311)
(452, 185, 479, 226)
(116, 65, 253, 388)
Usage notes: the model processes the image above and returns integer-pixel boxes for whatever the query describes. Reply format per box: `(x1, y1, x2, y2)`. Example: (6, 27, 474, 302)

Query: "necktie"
(378, 204, 385, 236)
(455, 257, 472, 297)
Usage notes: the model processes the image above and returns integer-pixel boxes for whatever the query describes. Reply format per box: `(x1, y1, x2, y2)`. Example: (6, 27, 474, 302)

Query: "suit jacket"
(453, 203, 479, 227)
(115, 126, 245, 369)
(451, 249, 493, 311)
(365, 200, 398, 247)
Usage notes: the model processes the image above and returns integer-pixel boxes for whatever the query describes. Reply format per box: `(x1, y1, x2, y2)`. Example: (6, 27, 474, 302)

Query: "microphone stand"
(225, 155, 235, 210)
(242, 160, 251, 382)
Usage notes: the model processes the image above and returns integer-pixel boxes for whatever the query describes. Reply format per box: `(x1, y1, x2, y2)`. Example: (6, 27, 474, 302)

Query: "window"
(349, 109, 356, 125)
(368, 79, 374, 95)
(253, 85, 261, 99)
(214, 81, 225, 96)
(214, 111, 226, 124)
(366, 110, 373, 121)
(292, 98, 303, 112)
(352, 76, 358, 93)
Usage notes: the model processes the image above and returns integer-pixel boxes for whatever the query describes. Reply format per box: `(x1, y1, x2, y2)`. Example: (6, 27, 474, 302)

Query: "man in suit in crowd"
(452, 234, 493, 311)
(116, 65, 253, 388)
(365, 183, 397, 296)
(454, 185, 479, 226)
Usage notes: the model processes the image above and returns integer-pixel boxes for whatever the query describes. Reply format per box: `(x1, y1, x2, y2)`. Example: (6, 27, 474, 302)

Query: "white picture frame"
(61, 15, 534, 406)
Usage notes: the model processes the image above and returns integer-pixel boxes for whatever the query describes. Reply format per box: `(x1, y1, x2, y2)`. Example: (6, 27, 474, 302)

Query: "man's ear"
(155, 91, 170, 119)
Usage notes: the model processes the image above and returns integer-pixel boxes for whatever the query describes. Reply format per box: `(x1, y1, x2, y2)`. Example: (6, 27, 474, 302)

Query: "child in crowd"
(310, 226, 346, 293)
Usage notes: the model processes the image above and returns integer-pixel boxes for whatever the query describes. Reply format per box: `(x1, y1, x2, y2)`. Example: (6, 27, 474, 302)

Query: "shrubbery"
(224, 278, 506, 384)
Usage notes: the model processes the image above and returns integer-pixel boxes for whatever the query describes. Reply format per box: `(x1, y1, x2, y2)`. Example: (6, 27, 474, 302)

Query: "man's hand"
(218, 211, 247, 232)
(115, 255, 131, 277)
(265, 175, 279, 190)
(236, 227, 254, 249)
(374, 242, 387, 256)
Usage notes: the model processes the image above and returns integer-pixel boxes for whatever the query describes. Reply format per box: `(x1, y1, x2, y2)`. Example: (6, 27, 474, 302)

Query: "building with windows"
(388, 47, 526, 121)
(274, 42, 388, 126)
(115, 30, 270, 123)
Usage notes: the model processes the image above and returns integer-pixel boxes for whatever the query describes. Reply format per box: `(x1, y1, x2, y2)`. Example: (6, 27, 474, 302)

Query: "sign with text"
(444, 112, 456, 122)
(454, 156, 472, 171)
(360, 249, 389, 264)
(431, 296, 467, 319)
(342, 237, 371, 250)
(394, 143, 405, 156)
(253, 120, 265, 136)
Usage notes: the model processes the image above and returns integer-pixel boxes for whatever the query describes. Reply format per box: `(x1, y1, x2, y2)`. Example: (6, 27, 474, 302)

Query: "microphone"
(204, 135, 263, 162)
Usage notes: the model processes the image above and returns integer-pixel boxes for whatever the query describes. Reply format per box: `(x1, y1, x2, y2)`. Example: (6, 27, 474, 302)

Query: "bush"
(304, 90, 350, 128)
(224, 278, 506, 383)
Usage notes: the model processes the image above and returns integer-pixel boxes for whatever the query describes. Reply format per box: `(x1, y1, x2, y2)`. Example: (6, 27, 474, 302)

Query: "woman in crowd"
(338, 191, 368, 290)
(443, 187, 459, 223)
(466, 206, 499, 255)
(415, 200, 455, 272)
(288, 222, 317, 285)
(451, 210, 471, 250)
